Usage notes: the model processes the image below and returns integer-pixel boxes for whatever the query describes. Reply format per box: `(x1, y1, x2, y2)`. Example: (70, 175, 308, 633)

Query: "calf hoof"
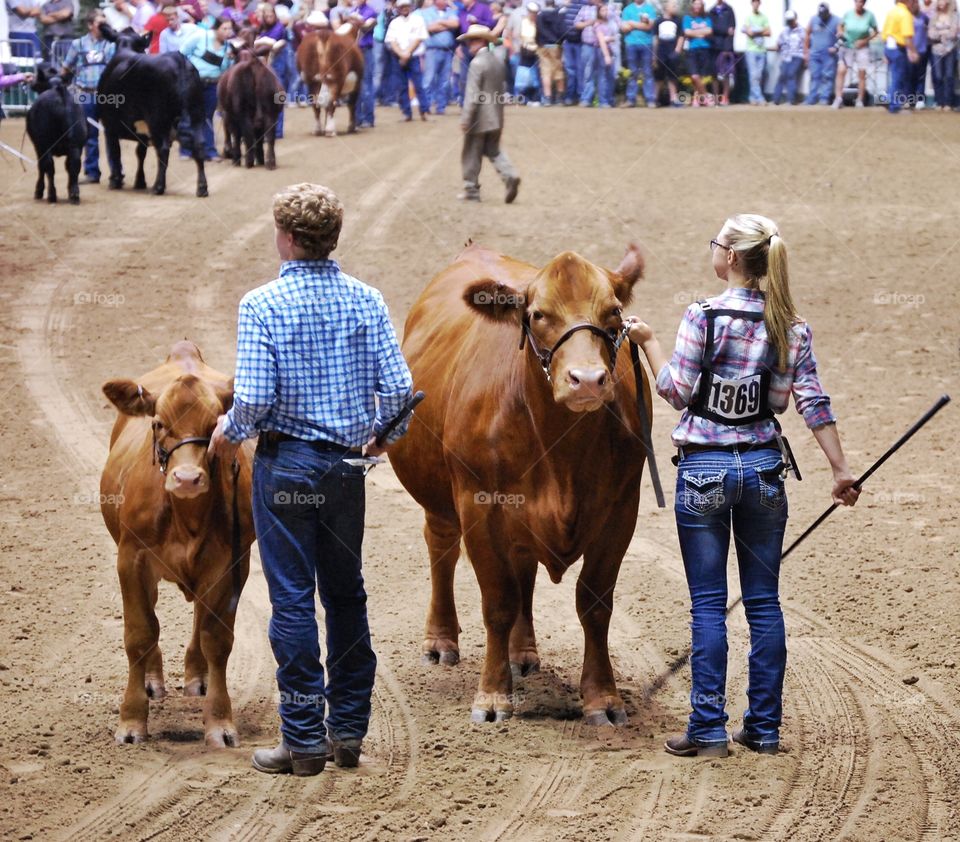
(108, 178, 123, 190)
(421, 641, 460, 666)
(313, 127, 323, 137)
(266, 160, 276, 171)
(510, 658, 541, 680)
(144, 674, 167, 700)
(583, 699, 628, 727)
(205, 722, 240, 748)
(69, 195, 80, 205)
(115, 720, 148, 745)
(196, 185, 208, 198)
(47, 194, 57, 204)
(232, 157, 241, 167)
(133, 180, 147, 191)
(34, 190, 43, 200)
(324, 129, 337, 138)
(183, 676, 207, 697)
(152, 185, 165, 196)
(470, 691, 513, 724)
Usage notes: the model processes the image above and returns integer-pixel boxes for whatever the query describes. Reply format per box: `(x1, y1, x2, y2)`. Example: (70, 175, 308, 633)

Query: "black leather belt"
(678, 441, 779, 457)
(260, 430, 360, 453)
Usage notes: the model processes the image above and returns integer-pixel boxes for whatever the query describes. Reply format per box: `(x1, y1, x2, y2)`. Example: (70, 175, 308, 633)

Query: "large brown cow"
(100, 341, 255, 746)
(389, 243, 650, 726)
(296, 25, 364, 136)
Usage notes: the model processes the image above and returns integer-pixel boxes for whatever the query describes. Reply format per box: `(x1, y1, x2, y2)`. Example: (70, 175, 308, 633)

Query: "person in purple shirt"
(574, 0, 600, 105)
(457, 0, 495, 104)
(341, 0, 378, 126)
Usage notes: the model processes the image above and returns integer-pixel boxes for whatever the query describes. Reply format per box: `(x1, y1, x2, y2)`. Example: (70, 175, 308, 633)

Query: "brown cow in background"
(100, 341, 255, 747)
(218, 33, 284, 168)
(389, 243, 650, 727)
(296, 25, 364, 136)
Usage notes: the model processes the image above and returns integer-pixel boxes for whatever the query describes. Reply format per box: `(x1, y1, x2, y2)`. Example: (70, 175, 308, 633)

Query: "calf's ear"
(214, 378, 235, 413)
(611, 242, 644, 306)
(463, 278, 527, 323)
(103, 379, 156, 416)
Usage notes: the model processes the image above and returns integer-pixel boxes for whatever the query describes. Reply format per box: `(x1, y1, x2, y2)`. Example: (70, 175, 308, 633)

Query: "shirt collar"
(724, 286, 765, 299)
(279, 258, 341, 277)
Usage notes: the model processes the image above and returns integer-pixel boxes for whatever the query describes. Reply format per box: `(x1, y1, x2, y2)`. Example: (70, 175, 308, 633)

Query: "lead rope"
(227, 457, 245, 615)
(628, 339, 666, 509)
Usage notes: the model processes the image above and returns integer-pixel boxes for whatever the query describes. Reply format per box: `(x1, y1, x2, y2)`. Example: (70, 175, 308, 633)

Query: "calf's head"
(103, 374, 234, 498)
(464, 245, 644, 412)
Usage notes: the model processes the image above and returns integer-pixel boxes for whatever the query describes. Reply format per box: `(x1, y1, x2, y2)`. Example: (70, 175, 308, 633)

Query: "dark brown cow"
(296, 25, 364, 136)
(218, 34, 283, 168)
(389, 243, 650, 726)
(100, 341, 255, 746)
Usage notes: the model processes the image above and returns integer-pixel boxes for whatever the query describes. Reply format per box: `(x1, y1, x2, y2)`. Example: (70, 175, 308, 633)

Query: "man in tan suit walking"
(458, 24, 521, 203)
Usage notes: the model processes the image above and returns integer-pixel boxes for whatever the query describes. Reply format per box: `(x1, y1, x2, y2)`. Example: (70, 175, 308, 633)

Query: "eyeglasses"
(710, 239, 732, 252)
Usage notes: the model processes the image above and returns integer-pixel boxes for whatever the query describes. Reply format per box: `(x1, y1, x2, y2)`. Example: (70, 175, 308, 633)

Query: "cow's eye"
(531, 310, 544, 322)
(610, 306, 623, 320)
(152, 419, 165, 432)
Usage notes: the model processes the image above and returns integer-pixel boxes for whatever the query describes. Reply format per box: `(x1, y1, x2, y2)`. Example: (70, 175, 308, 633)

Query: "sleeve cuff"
(221, 411, 248, 444)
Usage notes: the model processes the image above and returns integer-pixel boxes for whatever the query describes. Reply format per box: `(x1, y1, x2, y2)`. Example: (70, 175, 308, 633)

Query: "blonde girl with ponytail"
(626, 214, 859, 759)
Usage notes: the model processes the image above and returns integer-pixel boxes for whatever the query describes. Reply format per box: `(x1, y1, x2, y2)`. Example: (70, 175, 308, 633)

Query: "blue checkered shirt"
(222, 260, 414, 447)
(62, 35, 115, 91)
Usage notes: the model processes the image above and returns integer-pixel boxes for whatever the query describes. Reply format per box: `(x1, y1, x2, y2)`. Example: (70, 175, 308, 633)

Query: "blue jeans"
(931, 48, 956, 107)
(625, 42, 654, 105)
(423, 47, 453, 113)
(562, 40, 580, 103)
(252, 440, 376, 750)
(805, 48, 837, 103)
(773, 55, 802, 104)
(885, 45, 908, 112)
(77, 94, 100, 178)
(359, 45, 376, 126)
(202, 82, 218, 158)
(579, 43, 598, 104)
(745, 50, 766, 103)
(392, 53, 427, 118)
(674, 447, 788, 747)
(597, 56, 616, 105)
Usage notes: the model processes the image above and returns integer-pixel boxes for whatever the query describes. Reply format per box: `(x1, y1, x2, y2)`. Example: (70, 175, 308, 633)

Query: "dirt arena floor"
(1, 104, 959, 842)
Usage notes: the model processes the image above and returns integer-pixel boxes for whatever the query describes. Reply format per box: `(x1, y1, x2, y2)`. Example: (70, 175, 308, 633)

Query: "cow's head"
(100, 24, 152, 53)
(31, 61, 61, 93)
(103, 374, 234, 499)
(463, 245, 644, 412)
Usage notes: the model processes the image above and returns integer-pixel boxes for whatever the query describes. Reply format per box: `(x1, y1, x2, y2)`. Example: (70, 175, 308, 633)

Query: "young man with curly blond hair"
(209, 182, 413, 776)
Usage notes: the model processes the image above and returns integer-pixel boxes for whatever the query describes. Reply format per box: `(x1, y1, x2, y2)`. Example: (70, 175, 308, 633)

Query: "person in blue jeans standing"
(574, 0, 600, 104)
(804, 2, 841, 104)
(561, 0, 584, 104)
(773, 10, 805, 104)
(626, 213, 859, 757)
(209, 183, 414, 776)
(621, 0, 657, 106)
(420, 0, 460, 114)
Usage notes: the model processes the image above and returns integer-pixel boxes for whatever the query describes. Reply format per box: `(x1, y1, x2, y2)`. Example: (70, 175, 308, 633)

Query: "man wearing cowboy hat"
(458, 24, 521, 203)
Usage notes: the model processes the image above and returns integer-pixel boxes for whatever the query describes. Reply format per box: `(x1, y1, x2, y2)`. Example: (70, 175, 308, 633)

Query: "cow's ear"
(141, 31, 153, 50)
(611, 243, 644, 306)
(99, 23, 118, 43)
(103, 379, 156, 416)
(463, 278, 526, 323)
(214, 379, 235, 413)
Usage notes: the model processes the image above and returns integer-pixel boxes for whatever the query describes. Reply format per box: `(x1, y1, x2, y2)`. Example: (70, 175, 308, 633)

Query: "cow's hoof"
(69, 195, 80, 205)
(421, 642, 460, 666)
(510, 658, 541, 679)
(205, 723, 240, 748)
(47, 195, 57, 204)
(115, 721, 148, 744)
(266, 161, 276, 171)
(470, 691, 513, 723)
(196, 186, 208, 198)
(34, 191, 43, 200)
(152, 185, 165, 196)
(324, 130, 337, 138)
(232, 158, 241, 167)
(108, 180, 122, 190)
(312, 128, 323, 137)
(583, 702, 628, 727)
(183, 677, 207, 696)
(144, 674, 167, 700)
(133, 181, 147, 191)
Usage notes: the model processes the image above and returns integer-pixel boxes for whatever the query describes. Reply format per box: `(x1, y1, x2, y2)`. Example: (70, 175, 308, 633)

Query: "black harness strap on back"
(690, 304, 776, 427)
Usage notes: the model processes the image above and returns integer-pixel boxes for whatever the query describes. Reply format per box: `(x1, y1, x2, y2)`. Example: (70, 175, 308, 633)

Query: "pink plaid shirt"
(656, 287, 836, 447)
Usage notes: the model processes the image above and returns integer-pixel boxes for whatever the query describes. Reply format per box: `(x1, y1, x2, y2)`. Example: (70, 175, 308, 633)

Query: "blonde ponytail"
(720, 214, 800, 371)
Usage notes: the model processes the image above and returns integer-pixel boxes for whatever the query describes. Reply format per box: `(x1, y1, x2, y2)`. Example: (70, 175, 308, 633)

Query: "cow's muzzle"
(166, 464, 211, 498)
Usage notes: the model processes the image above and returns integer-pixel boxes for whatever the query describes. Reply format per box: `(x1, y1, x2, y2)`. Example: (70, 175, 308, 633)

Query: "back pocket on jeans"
(756, 464, 786, 510)
(679, 468, 727, 515)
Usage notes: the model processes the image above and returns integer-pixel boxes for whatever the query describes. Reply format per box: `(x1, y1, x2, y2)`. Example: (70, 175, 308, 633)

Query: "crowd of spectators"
(4, 0, 957, 114)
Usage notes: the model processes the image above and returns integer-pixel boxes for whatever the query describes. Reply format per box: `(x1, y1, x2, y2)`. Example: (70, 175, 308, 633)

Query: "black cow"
(26, 63, 87, 204)
(218, 35, 283, 169)
(97, 26, 208, 197)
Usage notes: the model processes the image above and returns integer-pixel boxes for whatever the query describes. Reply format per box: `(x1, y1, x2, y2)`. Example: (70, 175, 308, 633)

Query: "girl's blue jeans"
(674, 446, 788, 748)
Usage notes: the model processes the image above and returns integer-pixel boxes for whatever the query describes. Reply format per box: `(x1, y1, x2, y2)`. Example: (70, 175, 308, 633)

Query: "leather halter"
(152, 428, 212, 474)
(519, 317, 628, 382)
